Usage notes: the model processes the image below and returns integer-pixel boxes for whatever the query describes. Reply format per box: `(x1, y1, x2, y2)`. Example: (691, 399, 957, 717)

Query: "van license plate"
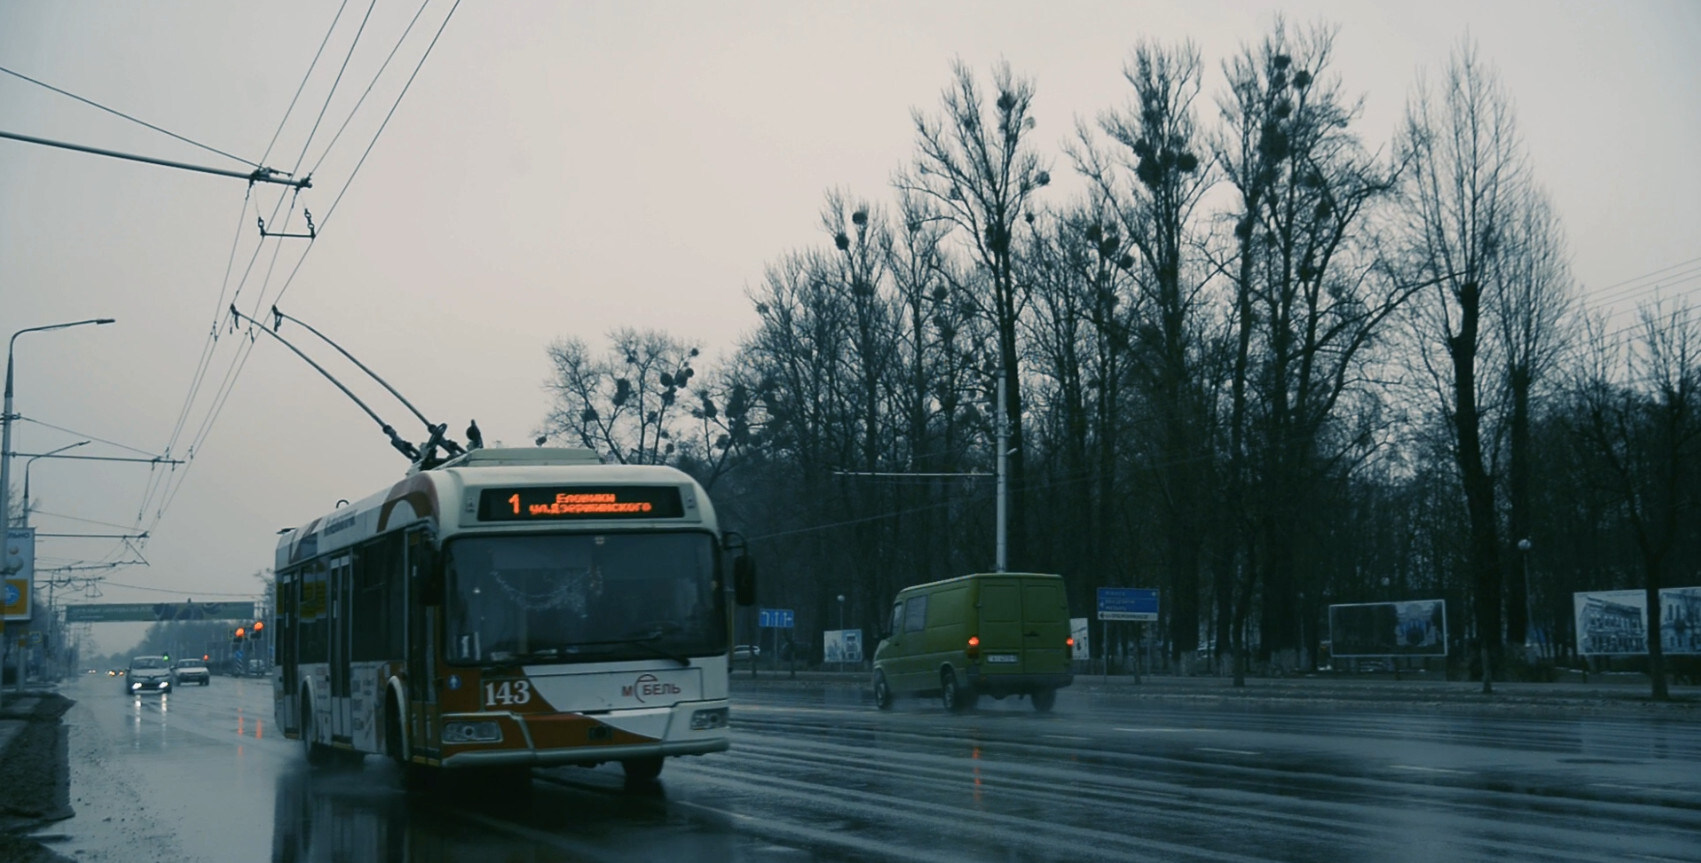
(986, 654, 1019, 664)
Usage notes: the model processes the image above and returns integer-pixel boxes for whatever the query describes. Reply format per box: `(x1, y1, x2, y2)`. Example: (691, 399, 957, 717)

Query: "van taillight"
(967, 636, 980, 659)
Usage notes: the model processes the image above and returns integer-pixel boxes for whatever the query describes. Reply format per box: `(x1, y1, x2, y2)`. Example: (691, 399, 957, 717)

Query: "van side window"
(904, 594, 929, 633)
(889, 603, 904, 636)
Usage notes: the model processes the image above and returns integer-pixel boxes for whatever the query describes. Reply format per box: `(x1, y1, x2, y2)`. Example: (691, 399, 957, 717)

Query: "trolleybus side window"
(298, 560, 330, 664)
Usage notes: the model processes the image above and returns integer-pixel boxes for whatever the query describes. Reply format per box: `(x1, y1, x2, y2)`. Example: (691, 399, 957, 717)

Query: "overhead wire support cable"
(0, 63, 259, 167)
(12, 452, 183, 466)
(0, 130, 310, 188)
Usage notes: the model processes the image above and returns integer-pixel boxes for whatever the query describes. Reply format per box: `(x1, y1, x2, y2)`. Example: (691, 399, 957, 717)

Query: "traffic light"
(235, 627, 246, 640)
(251, 621, 264, 640)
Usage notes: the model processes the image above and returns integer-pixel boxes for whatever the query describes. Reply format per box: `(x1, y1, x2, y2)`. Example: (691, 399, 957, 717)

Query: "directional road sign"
(758, 608, 795, 629)
(1097, 587, 1159, 622)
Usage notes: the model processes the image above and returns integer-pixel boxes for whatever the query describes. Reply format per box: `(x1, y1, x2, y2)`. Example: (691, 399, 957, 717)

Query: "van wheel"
(1031, 687, 1057, 713)
(873, 671, 893, 710)
(942, 671, 975, 713)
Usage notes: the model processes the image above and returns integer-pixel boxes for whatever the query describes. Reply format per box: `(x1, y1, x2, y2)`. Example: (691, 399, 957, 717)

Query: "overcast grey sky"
(3, 1, 1698, 656)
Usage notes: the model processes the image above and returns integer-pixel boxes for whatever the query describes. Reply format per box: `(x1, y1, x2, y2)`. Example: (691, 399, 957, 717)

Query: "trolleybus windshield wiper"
(569, 627, 691, 667)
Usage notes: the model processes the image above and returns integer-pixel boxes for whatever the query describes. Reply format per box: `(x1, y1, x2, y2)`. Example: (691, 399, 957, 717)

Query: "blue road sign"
(758, 608, 795, 629)
(1097, 588, 1159, 622)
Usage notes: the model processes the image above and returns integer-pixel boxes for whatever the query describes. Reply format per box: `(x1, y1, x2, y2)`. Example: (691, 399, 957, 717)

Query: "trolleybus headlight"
(690, 707, 728, 730)
(442, 721, 503, 743)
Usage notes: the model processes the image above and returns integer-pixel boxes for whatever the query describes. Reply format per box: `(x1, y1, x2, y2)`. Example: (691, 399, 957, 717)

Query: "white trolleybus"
(272, 447, 755, 782)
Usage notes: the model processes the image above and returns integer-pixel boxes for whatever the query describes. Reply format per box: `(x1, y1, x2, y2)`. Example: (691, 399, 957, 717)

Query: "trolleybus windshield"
(444, 531, 724, 665)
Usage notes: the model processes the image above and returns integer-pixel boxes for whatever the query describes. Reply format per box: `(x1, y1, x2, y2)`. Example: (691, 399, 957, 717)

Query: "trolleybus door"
(278, 571, 298, 734)
(405, 529, 436, 758)
(329, 553, 354, 742)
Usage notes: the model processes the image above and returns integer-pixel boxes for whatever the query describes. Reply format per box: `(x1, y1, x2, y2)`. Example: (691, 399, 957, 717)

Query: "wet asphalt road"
(46, 673, 1701, 862)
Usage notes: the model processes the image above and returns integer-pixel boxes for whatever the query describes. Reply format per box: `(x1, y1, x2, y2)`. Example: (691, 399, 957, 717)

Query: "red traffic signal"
(252, 620, 264, 637)
(235, 627, 246, 639)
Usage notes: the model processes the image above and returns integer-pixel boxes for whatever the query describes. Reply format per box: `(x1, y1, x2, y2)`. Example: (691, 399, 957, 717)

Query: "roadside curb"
(730, 670, 1701, 715)
(0, 690, 76, 863)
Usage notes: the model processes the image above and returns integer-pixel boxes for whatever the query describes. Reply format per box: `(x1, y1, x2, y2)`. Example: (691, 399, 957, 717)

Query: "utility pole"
(997, 370, 1008, 573)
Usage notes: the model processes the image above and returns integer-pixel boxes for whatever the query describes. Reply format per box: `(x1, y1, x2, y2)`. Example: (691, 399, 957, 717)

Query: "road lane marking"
(1590, 783, 1646, 791)
(1113, 727, 1210, 733)
(1196, 747, 1260, 756)
(1042, 735, 1093, 742)
(1390, 764, 1471, 775)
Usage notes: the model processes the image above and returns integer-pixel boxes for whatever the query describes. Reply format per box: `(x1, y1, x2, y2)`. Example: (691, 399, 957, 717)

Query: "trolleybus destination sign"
(478, 486, 686, 521)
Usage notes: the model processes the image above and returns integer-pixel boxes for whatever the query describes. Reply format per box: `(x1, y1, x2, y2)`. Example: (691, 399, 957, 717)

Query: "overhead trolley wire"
(291, 0, 381, 176)
(139, 2, 361, 532)
(270, 0, 463, 310)
(145, 0, 354, 526)
(307, 0, 437, 178)
(261, 0, 352, 165)
(144, 0, 463, 531)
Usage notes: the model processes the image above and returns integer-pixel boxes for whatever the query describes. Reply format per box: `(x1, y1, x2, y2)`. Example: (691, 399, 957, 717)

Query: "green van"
(871, 572, 1073, 712)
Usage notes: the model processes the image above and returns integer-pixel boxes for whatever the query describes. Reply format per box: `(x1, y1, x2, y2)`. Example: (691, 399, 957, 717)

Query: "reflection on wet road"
(59, 675, 1701, 862)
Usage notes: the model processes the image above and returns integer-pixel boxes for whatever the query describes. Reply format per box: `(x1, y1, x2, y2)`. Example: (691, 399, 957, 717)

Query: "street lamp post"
(22, 440, 90, 527)
(1, 318, 116, 546)
(23, 441, 86, 683)
(836, 594, 845, 671)
(1518, 538, 1534, 658)
(1, 319, 113, 704)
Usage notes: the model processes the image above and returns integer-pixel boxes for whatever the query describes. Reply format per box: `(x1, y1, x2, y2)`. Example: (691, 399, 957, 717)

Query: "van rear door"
(1021, 579, 1069, 674)
(977, 579, 1024, 671)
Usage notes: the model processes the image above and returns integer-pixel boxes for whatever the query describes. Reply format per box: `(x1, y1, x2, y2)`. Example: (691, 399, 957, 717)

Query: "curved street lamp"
(1, 318, 115, 562)
(22, 440, 90, 528)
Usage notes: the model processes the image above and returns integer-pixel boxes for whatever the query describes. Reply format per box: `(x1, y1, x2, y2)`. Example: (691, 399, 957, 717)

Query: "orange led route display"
(477, 486, 684, 521)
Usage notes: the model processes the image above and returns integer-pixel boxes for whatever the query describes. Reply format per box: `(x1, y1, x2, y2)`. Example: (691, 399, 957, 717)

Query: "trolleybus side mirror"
(733, 555, 756, 607)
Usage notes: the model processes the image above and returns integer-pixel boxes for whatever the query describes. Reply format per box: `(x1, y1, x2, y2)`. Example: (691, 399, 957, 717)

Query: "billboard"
(824, 629, 863, 664)
(3, 528, 35, 622)
(1575, 588, 1701, 656)
(1328, 599, 1448, 657)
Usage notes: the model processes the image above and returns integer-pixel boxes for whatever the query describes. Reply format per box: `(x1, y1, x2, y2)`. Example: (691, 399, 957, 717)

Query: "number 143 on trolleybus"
(272, 447, 756, 783)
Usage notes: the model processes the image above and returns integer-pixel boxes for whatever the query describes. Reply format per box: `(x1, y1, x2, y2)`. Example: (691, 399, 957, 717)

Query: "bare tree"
(1217, 20, 1405, 679)
(1076, 39, 1215, 663)
(539, 329, 700, 465)
(896, 60, 1051, 569)
(1020, 197, 1137, 618)
(1398, 38, 1527, 690)
(1493, 188, 1575, 646)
